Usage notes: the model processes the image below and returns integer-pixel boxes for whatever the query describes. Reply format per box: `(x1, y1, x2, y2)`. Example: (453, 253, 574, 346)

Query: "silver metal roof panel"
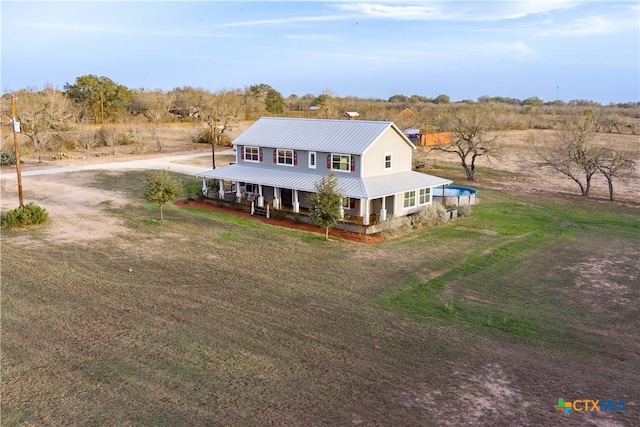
(197, 165, 451, 199)
(232, 117, 413, 154)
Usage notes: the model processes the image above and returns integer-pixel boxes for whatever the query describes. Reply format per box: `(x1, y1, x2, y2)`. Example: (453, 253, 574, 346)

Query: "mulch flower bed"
(174, 199, 383, 244)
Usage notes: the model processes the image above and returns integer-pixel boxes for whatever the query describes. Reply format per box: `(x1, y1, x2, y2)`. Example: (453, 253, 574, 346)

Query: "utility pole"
(11, 95, 25, 207)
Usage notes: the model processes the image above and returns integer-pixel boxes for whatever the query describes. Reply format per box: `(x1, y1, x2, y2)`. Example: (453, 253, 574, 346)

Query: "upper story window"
(277, 149, 294, 166)
(309, 151, 316, 169)
(384, 153, 392, 169)
(244, 146, 260, 162)
(332, 154, 350, 172)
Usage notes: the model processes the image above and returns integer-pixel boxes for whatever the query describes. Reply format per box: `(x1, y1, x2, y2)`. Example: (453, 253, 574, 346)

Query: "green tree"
(64, 75, 133, 123)
(309, 172, 343, 240)
(433, 94, 450, 104)
(143, 170, 183, 220)
(247, 83, 285, 116)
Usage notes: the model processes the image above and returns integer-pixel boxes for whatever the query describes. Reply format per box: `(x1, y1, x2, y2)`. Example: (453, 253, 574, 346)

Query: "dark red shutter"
(259, 148, 263, 162)
(293, 151, 297, 166)
(240, 147, 245, 160)
(327, 154, 331, 169)
(350, 155, 355, 172)
(273, 150, 277, 163)
(349, 199, 356, 209)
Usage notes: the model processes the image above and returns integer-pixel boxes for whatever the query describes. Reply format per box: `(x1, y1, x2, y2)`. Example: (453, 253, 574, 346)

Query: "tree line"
(1, 74, 637, 200)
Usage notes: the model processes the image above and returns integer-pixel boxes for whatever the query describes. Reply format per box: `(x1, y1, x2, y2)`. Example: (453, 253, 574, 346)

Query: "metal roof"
(232, 117, 415, 155)
(197, 165, 451, 199)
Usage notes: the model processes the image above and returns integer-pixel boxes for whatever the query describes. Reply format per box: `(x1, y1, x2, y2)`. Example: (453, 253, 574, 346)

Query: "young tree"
(143, 170, 183, 220)
(309, 172, 343, 240)
(429, 107, 501, 180)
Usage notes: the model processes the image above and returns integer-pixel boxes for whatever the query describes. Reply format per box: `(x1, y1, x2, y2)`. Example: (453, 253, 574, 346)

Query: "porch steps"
(253, 206, 269, 218)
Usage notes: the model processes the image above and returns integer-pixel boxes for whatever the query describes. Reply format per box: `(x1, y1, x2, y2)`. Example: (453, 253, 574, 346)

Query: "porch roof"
(197, 165, 452, 199)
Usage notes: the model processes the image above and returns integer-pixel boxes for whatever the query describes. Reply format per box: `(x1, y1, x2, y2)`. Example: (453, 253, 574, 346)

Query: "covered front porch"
(200, 177, 393, 227)
(196, 164, 451, 233)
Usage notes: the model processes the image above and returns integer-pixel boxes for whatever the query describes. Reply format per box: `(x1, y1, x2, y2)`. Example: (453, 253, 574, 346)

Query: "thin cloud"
(336, 3, 446, 20)
(20, 22, 239, 38)
(285, 33, 341, 41)
(335, 1, 580, 22)
(542, 15, 637, 36)
(214, 14, 351, 28)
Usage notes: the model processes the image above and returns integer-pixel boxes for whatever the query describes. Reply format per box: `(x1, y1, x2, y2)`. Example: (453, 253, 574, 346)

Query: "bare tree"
(595, 147, 636, 201)
(429, 107, 501, 180)
(535, 112, 600, 196)
(14, 87, 76, 162)
(130, 90, 172, 151)
(201, 90, 241, 168)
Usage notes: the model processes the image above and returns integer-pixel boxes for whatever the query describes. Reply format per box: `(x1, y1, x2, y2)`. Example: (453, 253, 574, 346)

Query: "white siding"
(361, 127, 413, 177)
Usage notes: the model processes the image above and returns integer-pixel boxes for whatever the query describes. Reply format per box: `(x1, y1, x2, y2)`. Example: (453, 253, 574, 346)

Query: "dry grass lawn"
(1, 124, 639, 426)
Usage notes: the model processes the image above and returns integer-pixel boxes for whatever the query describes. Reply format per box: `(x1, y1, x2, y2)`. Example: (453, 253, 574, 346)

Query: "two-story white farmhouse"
(196, 117, 451, 233)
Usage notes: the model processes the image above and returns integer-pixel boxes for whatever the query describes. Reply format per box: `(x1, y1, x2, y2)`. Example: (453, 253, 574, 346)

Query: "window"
(384, 153, 392, 169)
(309, 151, 316, 169)
(342, 197, 357, 209)
(419, 188, 431, 204)
(332, 154, 350, 171)
(277, 149, 294, 166)
(244, 146, 259, 162)
(403, 191, 416, 209)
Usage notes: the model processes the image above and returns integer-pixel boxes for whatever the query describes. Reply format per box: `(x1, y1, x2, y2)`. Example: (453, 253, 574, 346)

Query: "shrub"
(457, 204, 473, 217)
(183, 183, 202, 201)
(192, 130, 213, 144)
(414, 203, 448, 228)
(1, 203, 49, 229)
(232, 197, 243, 211)
(1, 151, 17, 166)
(49, 152, 71, 161)
(272, 208, 286, 220)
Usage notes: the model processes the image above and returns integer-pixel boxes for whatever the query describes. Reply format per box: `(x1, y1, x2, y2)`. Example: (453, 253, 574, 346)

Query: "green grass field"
(1, 170, 638, 425)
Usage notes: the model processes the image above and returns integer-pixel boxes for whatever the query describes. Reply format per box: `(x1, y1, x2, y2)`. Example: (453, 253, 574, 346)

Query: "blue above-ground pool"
(433, 185, 478, 205)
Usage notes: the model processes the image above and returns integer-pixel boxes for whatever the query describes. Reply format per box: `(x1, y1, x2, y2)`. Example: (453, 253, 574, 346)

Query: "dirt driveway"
(1, 128, 638, 246)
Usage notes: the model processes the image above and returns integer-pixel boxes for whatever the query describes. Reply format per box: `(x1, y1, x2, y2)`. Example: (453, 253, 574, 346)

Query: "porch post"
(201, 177, 208, 196)
(380, 196, 387, 221)
(235, 181, 241, 202)
(257, 184, 264, 208)
(361, 199, 370, 225)
(273, 187, 280, 209)
(340, 198, 345, 219)
(293, 189, 299, 213)
(218, 179, 225, 199)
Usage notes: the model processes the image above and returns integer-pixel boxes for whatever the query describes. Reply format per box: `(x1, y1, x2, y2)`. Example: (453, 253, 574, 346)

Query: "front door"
(281, 189, 293, 209)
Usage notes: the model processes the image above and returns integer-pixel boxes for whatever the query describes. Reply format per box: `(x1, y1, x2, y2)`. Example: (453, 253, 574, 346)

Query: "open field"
(1, 126, 639, 425)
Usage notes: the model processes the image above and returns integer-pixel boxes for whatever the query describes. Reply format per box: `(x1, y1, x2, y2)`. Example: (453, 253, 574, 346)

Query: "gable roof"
(233, 117, 415, 155)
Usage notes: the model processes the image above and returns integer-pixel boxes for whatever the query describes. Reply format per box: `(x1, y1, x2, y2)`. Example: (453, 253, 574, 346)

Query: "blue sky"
(2, 1, 638, 103)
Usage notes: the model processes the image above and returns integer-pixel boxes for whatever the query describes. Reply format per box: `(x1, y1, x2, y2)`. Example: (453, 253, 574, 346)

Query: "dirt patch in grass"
(174, 199, 384, 244)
